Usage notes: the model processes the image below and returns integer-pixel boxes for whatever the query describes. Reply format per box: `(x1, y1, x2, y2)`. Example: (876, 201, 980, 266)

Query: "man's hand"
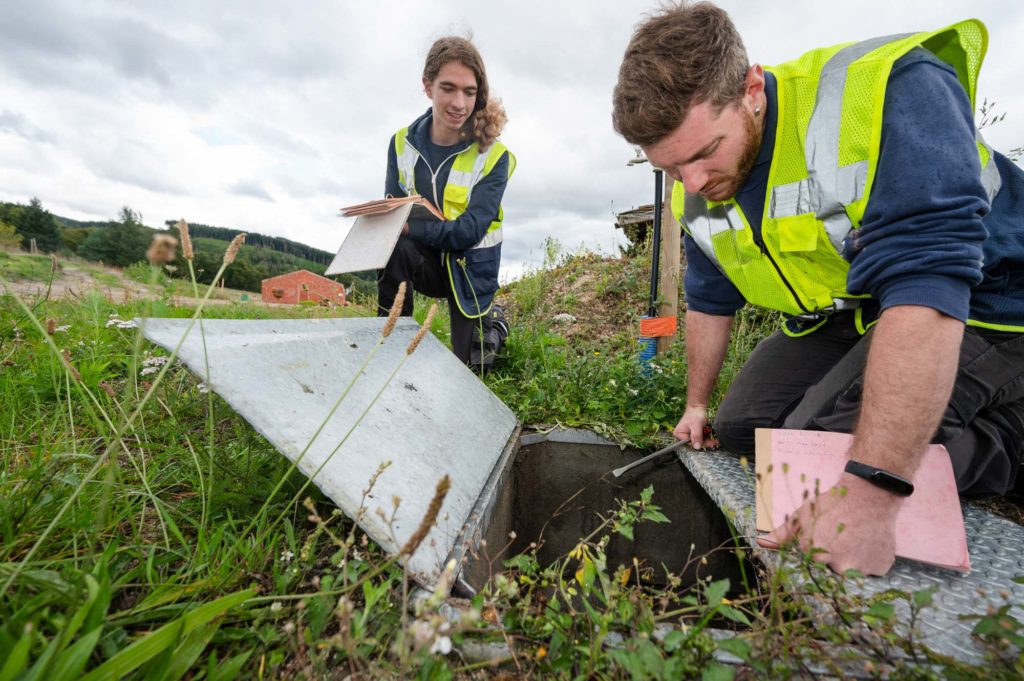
(402, 222, 410, 235)
(673, 405, 718, 449)
(764, 305, 960, 577)
(761, 472, 903, 576)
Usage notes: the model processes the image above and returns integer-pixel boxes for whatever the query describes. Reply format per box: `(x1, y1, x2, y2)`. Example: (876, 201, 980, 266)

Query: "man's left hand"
(761, 472, 904, 576)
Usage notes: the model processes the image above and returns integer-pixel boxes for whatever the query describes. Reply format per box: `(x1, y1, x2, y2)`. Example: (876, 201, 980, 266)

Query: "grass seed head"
(99, 380, 116, 398)
(177, 219, 193, 259)
(400, 474, 450, 556)
(406, 303, 438, 354)
(60, 349, 81, 382)
(146, 233, 179, 265)
(223, 233, 246, 265)
(382, 282, 406, 338)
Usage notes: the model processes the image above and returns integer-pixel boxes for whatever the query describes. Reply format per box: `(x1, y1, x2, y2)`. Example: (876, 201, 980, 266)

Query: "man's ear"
(743, 64, 766, 113)
(422, 77, 433, 99)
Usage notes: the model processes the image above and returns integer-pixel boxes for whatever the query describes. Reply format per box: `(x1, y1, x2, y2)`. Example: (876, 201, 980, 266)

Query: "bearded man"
(613, 2, 1024, 575)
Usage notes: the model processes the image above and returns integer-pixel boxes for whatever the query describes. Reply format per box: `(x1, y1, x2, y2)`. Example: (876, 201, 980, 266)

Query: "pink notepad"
(754, 428, 970, 572)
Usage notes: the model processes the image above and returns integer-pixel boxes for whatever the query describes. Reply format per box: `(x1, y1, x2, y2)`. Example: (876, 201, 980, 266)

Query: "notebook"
(754, 428, 970, 572)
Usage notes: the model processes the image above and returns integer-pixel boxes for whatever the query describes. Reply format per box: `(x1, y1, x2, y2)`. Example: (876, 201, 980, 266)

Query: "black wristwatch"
(843, 460, 915, 497)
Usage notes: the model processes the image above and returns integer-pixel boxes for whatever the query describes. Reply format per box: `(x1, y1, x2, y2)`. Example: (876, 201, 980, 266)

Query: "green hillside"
(1, 198, 376, 293)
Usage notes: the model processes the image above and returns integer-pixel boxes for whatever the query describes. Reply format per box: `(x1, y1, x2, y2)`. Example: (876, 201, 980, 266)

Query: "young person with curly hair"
(378, 36, 515, 365)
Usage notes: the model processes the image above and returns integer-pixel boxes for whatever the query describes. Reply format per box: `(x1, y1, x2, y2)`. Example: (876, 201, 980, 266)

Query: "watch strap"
(843, 459, 915, 497)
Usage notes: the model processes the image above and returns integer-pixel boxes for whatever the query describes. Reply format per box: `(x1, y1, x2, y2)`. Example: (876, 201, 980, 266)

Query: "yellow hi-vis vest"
(393, 127, 516, 318)
(672, 20, 1002, 334)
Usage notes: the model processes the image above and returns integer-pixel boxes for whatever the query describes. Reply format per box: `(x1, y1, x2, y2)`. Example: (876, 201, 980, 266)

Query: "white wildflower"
(197, 382, 210, 394)
(411, 620, 434, 650)
(54, 325, 71, 333)
(280, 549, 294, 563)
(430, 636, 452, 655)
(270, 601, 283, 612)
(628, 388, 639, 396)
(139, 366, 159, 377)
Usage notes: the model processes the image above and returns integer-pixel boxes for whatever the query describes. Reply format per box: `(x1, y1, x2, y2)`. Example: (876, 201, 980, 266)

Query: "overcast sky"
(1, 0, 1021, 280)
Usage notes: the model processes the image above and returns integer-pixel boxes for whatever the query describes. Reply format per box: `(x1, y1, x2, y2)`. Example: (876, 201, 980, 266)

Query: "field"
(1, 246, 1022, 679)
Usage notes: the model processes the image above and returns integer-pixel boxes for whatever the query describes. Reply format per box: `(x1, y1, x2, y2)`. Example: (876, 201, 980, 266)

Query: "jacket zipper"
(403, 137, 464, 212)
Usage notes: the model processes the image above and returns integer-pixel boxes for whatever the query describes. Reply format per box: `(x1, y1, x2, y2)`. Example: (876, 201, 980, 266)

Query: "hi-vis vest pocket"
(777, 213, 819, 252)
(444, 184, 469, 217)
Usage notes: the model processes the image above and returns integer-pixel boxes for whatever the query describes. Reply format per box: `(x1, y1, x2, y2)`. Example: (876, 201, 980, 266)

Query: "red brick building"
(261, 270, 347, 306)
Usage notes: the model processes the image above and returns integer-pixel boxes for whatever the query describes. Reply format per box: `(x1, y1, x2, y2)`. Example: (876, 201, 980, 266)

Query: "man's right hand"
(673, 405, 717, 449)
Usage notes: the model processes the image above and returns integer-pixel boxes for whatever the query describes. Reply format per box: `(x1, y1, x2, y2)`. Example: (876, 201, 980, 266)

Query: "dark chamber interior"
(460, 434, 749, 593)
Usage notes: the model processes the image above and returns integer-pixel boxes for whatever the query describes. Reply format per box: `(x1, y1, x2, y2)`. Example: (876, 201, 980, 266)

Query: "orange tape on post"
(639, 316, 677, 338)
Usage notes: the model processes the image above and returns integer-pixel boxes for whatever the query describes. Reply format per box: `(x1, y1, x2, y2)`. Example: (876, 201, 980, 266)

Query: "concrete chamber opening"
(460, 430, 750, 595)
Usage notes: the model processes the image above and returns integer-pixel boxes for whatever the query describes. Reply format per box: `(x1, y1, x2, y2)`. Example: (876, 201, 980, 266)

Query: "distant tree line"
(0, 198, 376, 294)
(163, 221, 332, 265)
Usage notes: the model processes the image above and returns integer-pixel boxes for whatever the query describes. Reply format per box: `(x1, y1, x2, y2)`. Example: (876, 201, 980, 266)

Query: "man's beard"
(705, 108, 763, 201)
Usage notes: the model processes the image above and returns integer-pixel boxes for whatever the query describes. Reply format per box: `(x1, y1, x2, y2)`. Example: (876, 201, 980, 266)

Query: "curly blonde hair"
(423, 36, 507, 150)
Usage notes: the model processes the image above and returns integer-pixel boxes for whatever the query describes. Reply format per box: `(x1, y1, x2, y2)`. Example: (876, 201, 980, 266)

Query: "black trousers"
(714, 312, 1024, 496)
(377, 236, 477, 364)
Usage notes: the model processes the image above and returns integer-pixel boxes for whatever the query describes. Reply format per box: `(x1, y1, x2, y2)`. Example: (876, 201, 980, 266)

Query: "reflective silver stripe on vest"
(396, 138, 420, 194)
(977, 130, 1003, 203)
(447, 151, 490, 202)
(682, 191, 740, 276)
(471, 225, 502, 249)
(769, 160, 867, 252)
(803, 34, 912, 250)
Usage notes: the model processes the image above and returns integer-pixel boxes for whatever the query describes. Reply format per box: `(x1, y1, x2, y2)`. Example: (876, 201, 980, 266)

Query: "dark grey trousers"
(713, 312, 1024, 496)
(377, 236, 476, 364)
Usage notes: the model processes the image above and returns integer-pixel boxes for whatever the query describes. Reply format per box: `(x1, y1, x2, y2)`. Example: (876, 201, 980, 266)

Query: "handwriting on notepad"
(772, 429, 851, 457)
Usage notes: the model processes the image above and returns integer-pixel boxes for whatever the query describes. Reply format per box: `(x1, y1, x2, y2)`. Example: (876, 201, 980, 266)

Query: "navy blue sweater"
(385, 108, 511, 252)
(684, 49, 1024, 329)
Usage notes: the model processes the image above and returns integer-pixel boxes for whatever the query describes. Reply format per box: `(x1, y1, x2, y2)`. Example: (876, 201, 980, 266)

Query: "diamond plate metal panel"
(139, 317, 518, 588)
(679, 449, 1024, 663)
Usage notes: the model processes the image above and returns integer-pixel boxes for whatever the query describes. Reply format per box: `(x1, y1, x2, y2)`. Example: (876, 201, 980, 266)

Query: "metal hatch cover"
(138, 317, 518, 587)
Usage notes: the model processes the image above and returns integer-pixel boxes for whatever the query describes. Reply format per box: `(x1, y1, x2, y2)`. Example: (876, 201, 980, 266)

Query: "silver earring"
(754, 106, 761, 116)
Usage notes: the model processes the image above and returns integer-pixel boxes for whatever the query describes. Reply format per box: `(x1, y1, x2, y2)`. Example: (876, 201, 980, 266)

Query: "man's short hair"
(613, 2, 750, 146)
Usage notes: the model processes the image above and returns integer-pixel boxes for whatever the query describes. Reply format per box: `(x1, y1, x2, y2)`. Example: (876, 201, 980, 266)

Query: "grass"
(0, 247, 1022, 679)
(0, 250, 58, 281)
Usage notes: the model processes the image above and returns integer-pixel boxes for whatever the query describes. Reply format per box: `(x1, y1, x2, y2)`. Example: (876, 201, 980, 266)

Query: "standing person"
(613, 2, 1024, 575)
(378, 36, 516, 366)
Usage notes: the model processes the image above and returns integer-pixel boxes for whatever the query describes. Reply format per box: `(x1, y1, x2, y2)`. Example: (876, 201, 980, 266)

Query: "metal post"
(648, 168, 663, 317)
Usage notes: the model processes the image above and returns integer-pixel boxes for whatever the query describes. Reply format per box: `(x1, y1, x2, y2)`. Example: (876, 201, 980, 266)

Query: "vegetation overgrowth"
(1, 242, 1022, 679)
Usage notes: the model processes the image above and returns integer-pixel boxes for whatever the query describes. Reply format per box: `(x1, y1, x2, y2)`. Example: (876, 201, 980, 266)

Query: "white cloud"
(1, 0, 1020, 280)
